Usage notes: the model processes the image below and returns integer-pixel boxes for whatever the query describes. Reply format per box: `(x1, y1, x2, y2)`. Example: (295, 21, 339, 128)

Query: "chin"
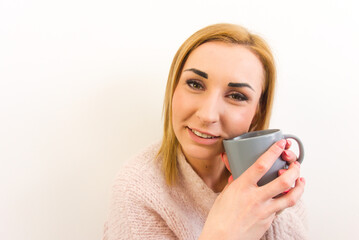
(181, 143, 223, 161)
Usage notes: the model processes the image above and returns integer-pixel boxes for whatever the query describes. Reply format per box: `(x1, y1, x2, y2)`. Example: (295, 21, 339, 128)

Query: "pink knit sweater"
(103, 142, 308, 240)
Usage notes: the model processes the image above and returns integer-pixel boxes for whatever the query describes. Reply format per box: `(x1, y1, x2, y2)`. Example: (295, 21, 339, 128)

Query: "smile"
(188, 127, 219, 139)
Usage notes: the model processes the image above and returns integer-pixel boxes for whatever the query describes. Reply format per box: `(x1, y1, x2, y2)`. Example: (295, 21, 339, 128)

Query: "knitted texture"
(103, 142, 308, 240)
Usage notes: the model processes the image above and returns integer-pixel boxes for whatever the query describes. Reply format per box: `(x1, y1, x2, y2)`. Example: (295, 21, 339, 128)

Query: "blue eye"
(186, 80, 204, 90)
(228, 92, 248, 101)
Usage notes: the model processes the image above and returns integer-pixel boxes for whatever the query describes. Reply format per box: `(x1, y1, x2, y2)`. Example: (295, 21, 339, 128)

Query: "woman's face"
(172, 41, 264, 162)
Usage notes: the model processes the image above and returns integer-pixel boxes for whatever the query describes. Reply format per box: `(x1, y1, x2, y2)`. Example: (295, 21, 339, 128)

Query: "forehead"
(184, 41, 264, 73)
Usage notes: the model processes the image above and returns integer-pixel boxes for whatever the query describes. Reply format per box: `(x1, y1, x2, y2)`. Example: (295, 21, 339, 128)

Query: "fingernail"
(277, 139, 286, 149)
(228, 175, 233, 183)
(283, 150, 290, 157)
(279, 169, 286, 175)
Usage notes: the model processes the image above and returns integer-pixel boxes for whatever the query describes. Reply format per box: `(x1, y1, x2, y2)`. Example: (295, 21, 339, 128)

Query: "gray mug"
(223, 129, 304, 186)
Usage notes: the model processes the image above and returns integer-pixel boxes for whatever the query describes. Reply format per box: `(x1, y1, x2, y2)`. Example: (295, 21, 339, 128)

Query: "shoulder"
(118, 141, 162, 175)
(105, 141, 177, 239)
(111, 141, 167, 202)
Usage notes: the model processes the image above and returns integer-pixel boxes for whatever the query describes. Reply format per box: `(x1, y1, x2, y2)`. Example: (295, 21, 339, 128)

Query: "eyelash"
(227, 92, 248, 102)
(186, 79, 248, 102)
(186, 80, 205, 90)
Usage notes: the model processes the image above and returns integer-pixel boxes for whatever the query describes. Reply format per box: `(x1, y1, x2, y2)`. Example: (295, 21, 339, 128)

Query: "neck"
(186, 155, 231, 193)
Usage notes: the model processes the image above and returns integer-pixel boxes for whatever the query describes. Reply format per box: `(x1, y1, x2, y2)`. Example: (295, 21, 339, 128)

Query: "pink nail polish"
(228, 175, 233, 183)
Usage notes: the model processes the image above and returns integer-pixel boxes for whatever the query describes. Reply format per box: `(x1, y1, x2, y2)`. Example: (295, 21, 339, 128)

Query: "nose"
(195, 92, 222, 125)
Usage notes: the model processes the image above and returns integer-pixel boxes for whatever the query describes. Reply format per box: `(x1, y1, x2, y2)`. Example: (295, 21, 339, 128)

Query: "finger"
(261, 161, 301, 199)
(221, 153, 232, 173)
(278, 169, 286, 176)
(285, 139, 292, 150)
(228, 175, 233, 184)
(270, 177, 305, 213)
(221, 153, 234, 190)
(281, 150, 297, 164)
(243, 139, 286, 185)
(276, 169, 292, 196)
(278, 169, 291, 193)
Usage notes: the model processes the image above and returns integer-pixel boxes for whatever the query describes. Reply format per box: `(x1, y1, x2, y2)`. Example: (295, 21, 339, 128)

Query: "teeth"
(191, 129, 216, 139)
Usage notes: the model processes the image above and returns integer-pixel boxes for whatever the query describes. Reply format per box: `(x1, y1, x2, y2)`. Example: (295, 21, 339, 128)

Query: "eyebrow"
(184, 68, 208, 79)
(228, 82, 255, 91)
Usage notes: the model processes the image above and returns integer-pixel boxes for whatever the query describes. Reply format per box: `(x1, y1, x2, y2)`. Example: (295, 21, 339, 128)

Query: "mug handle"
(283, 134, 305, 164)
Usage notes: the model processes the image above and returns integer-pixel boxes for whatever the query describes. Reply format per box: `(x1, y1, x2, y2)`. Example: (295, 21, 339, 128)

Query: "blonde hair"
(158, 23, 276, 185)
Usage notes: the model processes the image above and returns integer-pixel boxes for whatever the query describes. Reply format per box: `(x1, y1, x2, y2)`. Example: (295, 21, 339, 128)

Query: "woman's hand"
(279, 139, 300, 193)
(199, 139, 305, 240)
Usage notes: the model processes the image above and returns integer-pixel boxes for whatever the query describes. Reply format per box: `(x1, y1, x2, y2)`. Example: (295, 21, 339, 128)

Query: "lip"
(187, 127, 220, 145)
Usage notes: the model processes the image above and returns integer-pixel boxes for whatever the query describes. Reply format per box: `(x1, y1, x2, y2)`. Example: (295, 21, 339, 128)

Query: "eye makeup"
(228, 82, 254, 92)
(227, 92, 249, 101)
(186, 79, 205, 90)
(184, 68, 208, 79)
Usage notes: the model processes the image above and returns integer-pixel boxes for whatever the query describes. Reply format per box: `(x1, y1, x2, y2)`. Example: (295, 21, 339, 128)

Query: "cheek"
(171, 92, 181, 128)
(222, 106, 258, 137)
(171, 88, 193, 127)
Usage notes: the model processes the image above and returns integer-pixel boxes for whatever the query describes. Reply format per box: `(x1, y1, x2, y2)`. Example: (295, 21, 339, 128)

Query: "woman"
(103, 23, 307, 240)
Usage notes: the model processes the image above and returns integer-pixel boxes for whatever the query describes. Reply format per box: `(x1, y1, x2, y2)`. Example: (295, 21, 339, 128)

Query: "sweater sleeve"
(103, 168, 177, 240)
(262, 199, 308, 240)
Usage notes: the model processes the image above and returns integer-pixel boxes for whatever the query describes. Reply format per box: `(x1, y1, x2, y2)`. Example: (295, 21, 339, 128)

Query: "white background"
(1, 0, 358, 239)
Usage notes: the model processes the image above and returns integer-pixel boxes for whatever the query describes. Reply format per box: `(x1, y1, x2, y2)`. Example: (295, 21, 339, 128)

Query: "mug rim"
(224, 129, 281, 142)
